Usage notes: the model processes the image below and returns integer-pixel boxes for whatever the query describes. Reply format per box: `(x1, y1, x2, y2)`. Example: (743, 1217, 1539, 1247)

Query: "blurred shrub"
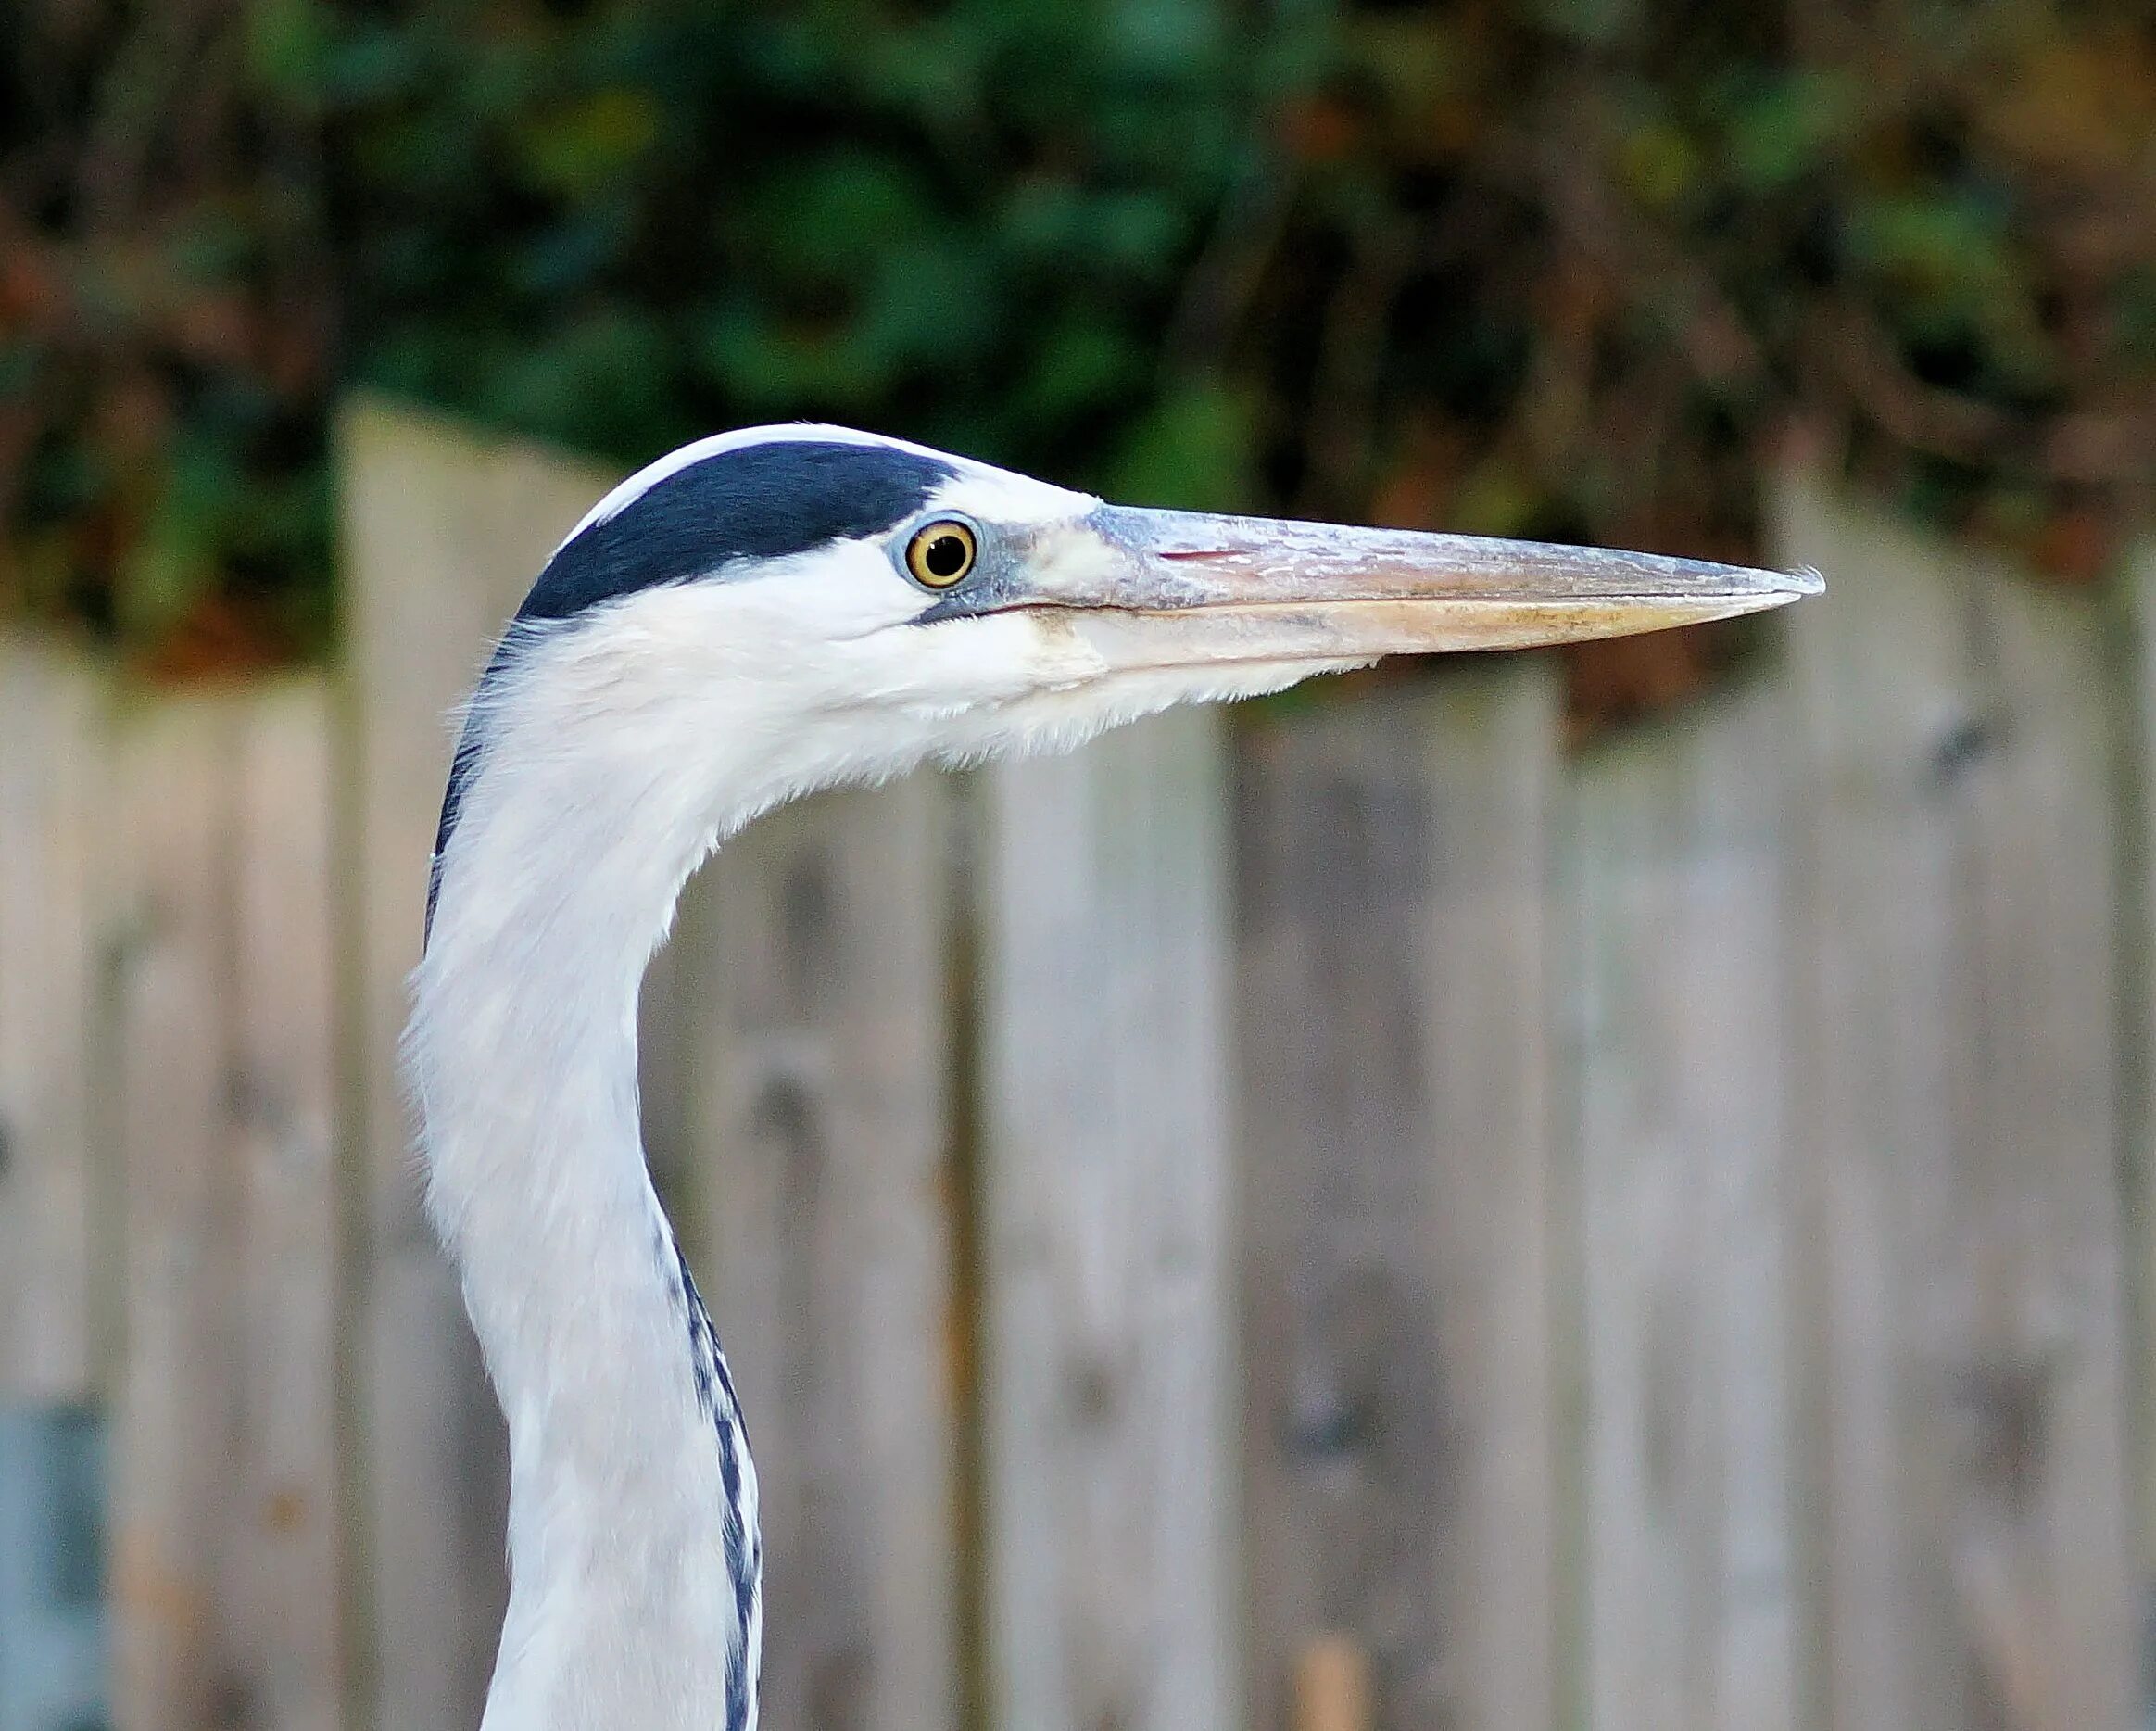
(3, 0, 2154, 686)
(0, 0, 1263, 663)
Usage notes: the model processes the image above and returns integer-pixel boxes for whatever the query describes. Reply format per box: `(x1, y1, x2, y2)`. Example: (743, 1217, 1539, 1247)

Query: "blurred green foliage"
(4, 0, 2155, 683)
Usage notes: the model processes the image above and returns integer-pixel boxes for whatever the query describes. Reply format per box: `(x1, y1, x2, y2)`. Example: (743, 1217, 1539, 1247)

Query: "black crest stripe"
(521, 438, 957, 621)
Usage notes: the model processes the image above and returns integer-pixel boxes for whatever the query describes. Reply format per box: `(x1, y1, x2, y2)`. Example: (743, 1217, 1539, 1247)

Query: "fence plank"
(229, 685, 344, 1731)
(658, 777, 958, 1731)
(1971, 565, 2135, 1731)
(0, 644, 104, 1401)
(108, 697, 243, 1731)
(1237, 666, 1560, 1731)
(981, 710, 1240, 1731)
(1416, 669, 1563, 1731)
(1778, 473, 2135, 1731)
(107, 686, 345, 1731)
(339, 398, 620, 1730)
(2137, 540, 2156, 1684)
(1775, 476, 1970, 1731)
(1565, 681, 1799, 1731)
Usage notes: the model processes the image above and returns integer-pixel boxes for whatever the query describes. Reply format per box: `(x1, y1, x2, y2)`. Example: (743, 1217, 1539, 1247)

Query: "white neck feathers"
(409, 620, 762, 1731)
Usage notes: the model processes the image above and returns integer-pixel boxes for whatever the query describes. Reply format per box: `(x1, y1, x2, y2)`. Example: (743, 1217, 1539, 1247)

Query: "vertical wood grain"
(1565, 680, 1799, 1731)
(1776, 475, 1969, 1731)
(1966, 562, 2135, 1731)
(1237, 666, 1560, 1731)
(229, 685, 344, 1731)
(660, 777, 960, 1731)
(340, 398, 620, 1731)
(107, 686, 345, 1731)
(1777, 472, 2135, 1731)
(981, 709, 1240, 1731)
(1418, 668, 1562, 1731)
(2135, 537, 2156, 1703)
(109, 697, 238, 1731)
(0, 643, 105, 1401)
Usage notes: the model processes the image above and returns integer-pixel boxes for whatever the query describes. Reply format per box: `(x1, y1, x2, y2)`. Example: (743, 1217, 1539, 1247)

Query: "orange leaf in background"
(1564, 624, 1734, 743)
(1368, 419, 1467, 531)
(1279, 97, 1361, 165)
(134, 594, 294, 682)
(2028, 506, 2114, 586)
(0, 242, 59, 327)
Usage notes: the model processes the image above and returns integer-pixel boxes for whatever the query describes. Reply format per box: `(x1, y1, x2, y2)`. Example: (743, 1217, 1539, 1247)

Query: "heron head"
(430, 425, 1817, 938)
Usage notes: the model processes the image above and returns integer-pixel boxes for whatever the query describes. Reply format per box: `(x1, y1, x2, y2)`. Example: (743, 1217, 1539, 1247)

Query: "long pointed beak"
(964, 504, 1821, 672)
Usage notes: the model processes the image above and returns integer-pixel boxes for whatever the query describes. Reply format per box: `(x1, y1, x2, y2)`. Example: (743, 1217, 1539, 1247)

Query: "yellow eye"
(905, 519, 978, 588)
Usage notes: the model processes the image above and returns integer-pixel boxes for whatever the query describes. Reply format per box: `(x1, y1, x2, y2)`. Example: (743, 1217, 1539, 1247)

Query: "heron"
(407, 423, 1818, 1730)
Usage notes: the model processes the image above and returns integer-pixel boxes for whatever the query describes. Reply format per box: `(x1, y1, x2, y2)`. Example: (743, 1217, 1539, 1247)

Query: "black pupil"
(923, 533, 968, 578)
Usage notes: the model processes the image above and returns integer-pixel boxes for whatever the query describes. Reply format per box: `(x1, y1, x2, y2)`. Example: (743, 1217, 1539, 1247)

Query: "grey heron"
(408, 423, 1819, 1731)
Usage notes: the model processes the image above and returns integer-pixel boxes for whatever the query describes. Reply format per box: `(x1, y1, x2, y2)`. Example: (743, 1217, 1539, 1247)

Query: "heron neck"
(410, 742, 757, 1731)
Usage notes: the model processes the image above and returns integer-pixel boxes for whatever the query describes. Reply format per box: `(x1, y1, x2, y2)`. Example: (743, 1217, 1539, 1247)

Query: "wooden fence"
(0, 396, 2145, 1731)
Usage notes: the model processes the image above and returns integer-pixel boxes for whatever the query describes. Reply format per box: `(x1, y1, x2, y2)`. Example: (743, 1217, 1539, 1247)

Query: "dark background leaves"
(6, 0, 2152, 714)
